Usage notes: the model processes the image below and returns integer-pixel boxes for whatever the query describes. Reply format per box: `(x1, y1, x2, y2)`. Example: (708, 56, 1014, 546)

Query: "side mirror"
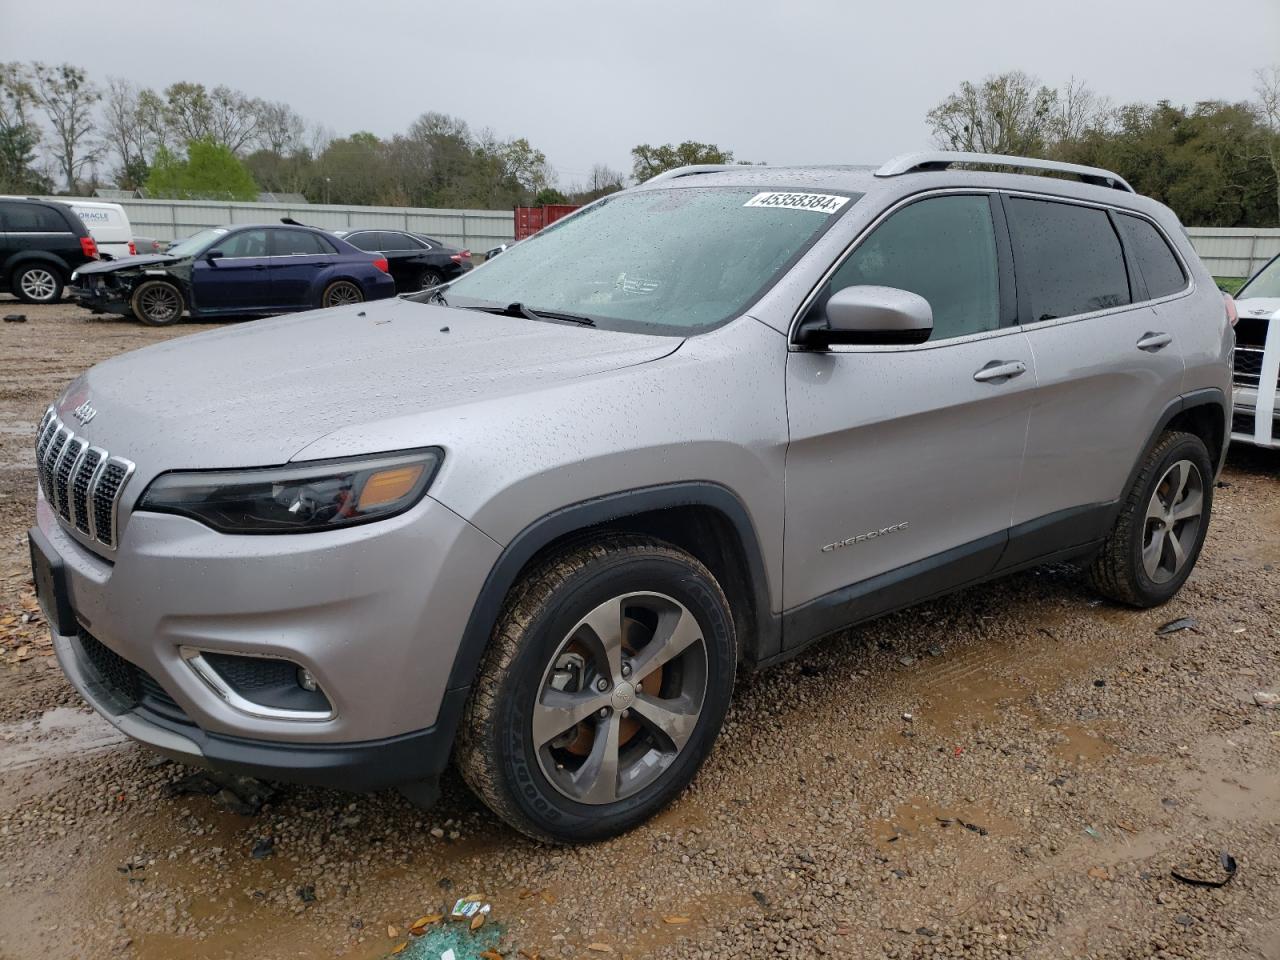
(204, 249, 224, 264)
(799, 285, 933, 347)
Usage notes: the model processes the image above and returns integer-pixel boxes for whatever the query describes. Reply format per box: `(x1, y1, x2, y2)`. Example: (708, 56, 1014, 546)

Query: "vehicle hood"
(74, 253, 181, 276)
(1236, 296, 1280, 319)
(57, 298, 682, 470)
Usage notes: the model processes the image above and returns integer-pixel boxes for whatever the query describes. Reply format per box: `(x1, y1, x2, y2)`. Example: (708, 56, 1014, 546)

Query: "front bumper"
(67, 283, 130, 316)
(1231, 385, 1280, 449)
(32, 483, 501, 790)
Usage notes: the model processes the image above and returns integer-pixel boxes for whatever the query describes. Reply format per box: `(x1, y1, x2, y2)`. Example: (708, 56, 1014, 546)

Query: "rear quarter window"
(1116, 214, 1186, 299)
(1006, 197, 1131, 322)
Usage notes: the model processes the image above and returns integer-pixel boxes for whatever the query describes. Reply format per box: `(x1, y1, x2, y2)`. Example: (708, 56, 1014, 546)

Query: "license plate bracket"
(28, 527, 78, 636)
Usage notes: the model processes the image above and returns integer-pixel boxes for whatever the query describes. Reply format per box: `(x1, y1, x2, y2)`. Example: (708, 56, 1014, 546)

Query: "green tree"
(534, 186, 568, 205)
(0, 63, 49, 193)
(145, 139, 259, 200)
(631, 141, 734, 181)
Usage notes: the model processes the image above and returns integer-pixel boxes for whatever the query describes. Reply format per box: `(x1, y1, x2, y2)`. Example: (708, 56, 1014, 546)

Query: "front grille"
(1233, 346, 1264, 388)
(35, 407, 134, 549)
(77, 630, 190, 725)
(1233, 412, 1256, 436)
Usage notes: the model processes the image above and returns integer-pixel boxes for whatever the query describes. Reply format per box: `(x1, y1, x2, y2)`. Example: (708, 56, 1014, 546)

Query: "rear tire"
(418, 270, 444, 291)
(13, 263, 63, 304)
(130, 280, 184, 325)
(321, 280, 363, 308)
(1089, 431, 1213, 607)
(457, 537, 736, 843)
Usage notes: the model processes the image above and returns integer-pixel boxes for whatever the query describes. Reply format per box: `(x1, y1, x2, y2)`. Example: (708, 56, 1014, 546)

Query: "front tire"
(457, 537, 736, 843)
(130, 279, 184, 325)
(1089, 431, 1213, 607)
(13, 263, 63, 304)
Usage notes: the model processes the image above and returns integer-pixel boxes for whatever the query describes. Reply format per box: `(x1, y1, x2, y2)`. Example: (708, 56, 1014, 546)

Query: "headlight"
(138, 449, 441, 534)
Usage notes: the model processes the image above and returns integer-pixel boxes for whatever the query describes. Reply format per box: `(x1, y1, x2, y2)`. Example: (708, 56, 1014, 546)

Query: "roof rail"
(875, 151, 1135, 193)
(644, 164, 738, 184)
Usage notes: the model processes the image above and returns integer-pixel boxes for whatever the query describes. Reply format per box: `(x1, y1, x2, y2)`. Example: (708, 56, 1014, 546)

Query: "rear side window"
(2, 202, 69, 233)
(1006, 198, 1130, 322)
(1116, 214, 1186, 299)
(382, 232, 422, 251)
(273, 230, 332, 256)
(345, 232, 385, 252)
(822, 194, 1000, 341)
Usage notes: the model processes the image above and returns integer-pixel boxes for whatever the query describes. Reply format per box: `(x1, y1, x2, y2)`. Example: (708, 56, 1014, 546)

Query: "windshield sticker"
(744, 192, 849, 214)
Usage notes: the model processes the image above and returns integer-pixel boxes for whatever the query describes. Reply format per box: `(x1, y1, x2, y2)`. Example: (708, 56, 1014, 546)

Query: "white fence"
(69, 198, 516, 252)
(1186, 228, 1280, 279)
(38, 196, 1280, 278)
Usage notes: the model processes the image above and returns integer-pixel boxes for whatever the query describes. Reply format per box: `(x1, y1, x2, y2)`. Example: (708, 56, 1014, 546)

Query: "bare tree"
(255, 100, 306, 155)
(926, 70, 1057, 156)
(101, 78, 165, 186)
(1255, 65, 1280, 224)
(162, 82, 260, 154)
(30, 62, 101, 191)
(1051, 77, 1113, 144)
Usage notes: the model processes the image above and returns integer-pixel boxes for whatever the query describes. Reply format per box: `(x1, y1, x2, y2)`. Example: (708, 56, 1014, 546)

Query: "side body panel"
(783, 329, 1036, 609)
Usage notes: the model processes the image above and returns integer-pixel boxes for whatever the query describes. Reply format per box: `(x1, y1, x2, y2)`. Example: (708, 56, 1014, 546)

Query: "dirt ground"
(0, 300, 1277, 960)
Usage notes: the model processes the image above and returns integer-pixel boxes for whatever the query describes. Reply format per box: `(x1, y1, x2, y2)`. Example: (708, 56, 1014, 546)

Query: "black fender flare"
(1111, 387, 1229, 525)
(5, 251, 72, 285)
(440, 482, 777, 725)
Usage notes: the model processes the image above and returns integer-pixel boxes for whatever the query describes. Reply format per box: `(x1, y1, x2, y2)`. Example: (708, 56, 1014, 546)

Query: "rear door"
(0, 201, 13, 277)
(268, 229, 335, 307)
(1005, 195, 1185, 559)
(380, 231, 428, 290)
(784, 193, 1035, 627)
(190, 228, 272, 312)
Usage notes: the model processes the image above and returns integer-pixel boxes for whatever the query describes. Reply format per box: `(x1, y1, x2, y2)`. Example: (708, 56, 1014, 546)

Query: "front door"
(190, 228, 272, 312)
(784, 193, 1035, 634)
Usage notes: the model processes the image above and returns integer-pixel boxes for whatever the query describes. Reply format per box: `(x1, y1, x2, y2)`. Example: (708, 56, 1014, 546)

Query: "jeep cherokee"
(29, 152, 1234, 843)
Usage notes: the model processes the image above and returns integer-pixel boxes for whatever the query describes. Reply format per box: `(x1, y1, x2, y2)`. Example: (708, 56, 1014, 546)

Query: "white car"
(1230, 255, 1280, 448)
(64, 200, 136, 260)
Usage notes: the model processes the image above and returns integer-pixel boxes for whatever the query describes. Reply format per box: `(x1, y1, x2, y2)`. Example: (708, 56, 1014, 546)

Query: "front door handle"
(973, 360, 1028, 383)
(1137, 331, 1173, 352)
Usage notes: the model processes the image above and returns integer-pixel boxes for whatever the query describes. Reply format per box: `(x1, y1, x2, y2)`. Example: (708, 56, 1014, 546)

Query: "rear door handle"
(1136, 331, 1173, 352)
(973, 360, 1028, 383)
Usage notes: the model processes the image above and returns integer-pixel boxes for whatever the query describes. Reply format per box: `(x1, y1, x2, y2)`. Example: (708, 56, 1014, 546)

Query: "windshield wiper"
(496, 301, 596, 327)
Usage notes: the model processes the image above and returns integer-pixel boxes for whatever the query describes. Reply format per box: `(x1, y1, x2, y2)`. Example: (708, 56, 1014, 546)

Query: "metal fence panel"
(1186, 228, 1280, 279)
(54, 197, 517, 252)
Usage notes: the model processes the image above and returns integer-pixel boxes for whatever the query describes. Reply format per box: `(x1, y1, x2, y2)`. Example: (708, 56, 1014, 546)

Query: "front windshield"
(1238, 257, 1280, 300)
(167, 227, 228, 258)
(433, 186, 861, 334)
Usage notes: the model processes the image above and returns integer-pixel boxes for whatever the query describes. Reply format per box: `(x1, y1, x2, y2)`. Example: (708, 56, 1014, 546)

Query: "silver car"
(1229, 254, 1279, 448)
(30, 152, 1233, 843)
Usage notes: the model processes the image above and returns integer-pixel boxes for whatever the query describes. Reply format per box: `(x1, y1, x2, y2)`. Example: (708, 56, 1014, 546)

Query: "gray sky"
(2, 0, 1277, 186)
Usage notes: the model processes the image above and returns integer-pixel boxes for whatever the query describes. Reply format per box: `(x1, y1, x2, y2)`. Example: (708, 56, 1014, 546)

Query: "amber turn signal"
(358, 465, 426, 510)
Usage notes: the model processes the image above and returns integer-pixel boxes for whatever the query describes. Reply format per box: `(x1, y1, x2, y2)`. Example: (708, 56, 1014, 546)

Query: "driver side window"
(823, 195, 1000, 341)
(219, 229, 269, 258)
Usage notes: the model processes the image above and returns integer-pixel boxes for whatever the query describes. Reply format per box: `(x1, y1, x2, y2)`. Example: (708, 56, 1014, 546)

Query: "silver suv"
(30, 153, 1233, 843)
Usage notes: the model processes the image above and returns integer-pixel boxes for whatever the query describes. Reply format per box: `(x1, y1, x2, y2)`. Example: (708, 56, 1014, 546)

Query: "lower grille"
(76, 630, 190, 725)
(1233, 346, 1264, 388)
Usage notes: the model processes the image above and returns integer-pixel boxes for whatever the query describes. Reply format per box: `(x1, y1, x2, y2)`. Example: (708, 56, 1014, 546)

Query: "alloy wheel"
(19, 268, 57, 301)
(140, 285, 181, 322)
(533, 592, 708, 805)
(325, 281, 362, 307)
(1142, 459, 1204, 584)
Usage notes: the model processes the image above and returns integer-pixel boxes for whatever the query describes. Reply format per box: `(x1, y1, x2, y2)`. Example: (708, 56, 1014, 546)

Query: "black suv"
(1, 198, 99, 304)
